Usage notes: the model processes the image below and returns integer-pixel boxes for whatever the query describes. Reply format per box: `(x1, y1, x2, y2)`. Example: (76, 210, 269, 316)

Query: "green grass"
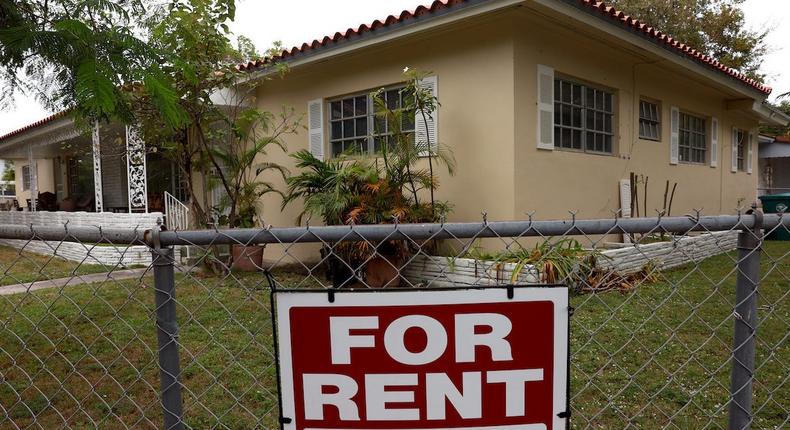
(0, 245, 118, 286)
(0, 243, 786, 428)
(569, 241, 789, 428)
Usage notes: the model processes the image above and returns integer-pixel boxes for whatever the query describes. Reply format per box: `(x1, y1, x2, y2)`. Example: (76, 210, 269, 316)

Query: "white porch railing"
(164, 192, 190, 231)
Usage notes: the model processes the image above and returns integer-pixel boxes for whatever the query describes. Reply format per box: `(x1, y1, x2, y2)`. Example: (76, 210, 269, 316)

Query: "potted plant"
(225, 184, 267, 271)
(208, 107, 300, 271)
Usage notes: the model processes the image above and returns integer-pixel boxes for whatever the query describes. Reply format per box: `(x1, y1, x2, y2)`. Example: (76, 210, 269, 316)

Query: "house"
(0, 0, 788, 238)
(234, 0, 788, 228)
(759, 134, 790, 196)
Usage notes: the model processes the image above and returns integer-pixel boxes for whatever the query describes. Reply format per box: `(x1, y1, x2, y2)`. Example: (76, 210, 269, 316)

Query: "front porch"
(0, 117, 190, 230)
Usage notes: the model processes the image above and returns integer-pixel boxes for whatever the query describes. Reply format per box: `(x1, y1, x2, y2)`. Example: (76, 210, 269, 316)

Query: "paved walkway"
(0, 268, 149, 296)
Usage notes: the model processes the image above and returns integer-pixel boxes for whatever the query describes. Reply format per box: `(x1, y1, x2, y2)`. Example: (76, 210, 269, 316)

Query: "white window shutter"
(747, 131, 754, 174)
(670, 106, 679, 164)
(619, 179, 633, 243)
(731, 127, 738, 173)
(536, 64, 555, 150)
(709, 117, 718, 168)
(619, 179, 632, 218)
(308, 99, 324, 161)
(415, 75, 438, 156)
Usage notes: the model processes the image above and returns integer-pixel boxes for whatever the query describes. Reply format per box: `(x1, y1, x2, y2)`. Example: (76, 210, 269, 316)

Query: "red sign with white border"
(274, 287, 568, 430)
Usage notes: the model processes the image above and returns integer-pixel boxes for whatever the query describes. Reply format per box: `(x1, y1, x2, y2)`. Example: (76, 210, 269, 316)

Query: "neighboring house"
(0, 160, 14, 205)
(759, 134, 790, 196)
(0, 0, 788, 235)
(0, 113, 183, 229)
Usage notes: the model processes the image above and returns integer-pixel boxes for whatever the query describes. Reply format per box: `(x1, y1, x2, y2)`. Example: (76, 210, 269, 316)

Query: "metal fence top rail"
(1, 212, 785, 246)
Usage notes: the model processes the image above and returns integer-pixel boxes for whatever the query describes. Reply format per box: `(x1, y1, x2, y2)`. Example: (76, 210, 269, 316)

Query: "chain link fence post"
(152, 244, 185, 430)
(728, 209, 763, 430)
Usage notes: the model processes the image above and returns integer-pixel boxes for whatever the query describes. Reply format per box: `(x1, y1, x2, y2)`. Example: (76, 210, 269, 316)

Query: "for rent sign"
(274, 287, 568, 430)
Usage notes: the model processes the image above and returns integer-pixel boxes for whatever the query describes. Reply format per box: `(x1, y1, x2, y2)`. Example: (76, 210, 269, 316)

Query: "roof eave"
(0, 116, 76, 151)
(240, 0, 769, 99)
(535, 0, 769, 100)
(238, 0, 524, 84)
(754, 103, 790, 127)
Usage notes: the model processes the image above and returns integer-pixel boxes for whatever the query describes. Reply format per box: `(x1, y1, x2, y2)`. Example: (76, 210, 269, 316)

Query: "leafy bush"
(282, 69, 455, 228)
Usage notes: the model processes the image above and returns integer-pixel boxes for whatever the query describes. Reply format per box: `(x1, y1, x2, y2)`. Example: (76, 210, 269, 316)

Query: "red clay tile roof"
(237, 0, 771, 95)
(237, 0, 469, 72)
(0, 0, 773, 144)
(578, 0, 770, 94)
(0, 109, 72, 143)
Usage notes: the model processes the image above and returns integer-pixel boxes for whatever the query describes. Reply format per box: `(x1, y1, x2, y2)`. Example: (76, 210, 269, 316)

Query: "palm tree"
(208, 107, 299, 228)
(282, 150, 376, 225)
(371, 70, 456, 217)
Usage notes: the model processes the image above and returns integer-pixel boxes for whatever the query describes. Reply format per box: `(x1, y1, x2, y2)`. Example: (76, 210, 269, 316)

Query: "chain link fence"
(0, 211, 787, 429)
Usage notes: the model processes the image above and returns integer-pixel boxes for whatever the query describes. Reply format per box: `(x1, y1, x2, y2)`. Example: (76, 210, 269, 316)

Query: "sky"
(1, 0, 788, 136)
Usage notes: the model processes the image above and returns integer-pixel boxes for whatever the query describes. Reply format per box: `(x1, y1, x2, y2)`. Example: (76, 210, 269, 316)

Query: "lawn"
(0, 244, 116, 286)
(0, 242, 786, 429)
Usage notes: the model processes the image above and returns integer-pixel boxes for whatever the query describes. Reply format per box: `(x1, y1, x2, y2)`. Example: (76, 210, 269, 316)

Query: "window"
(21, 165, 30, 191)
(329, 94, 369, 157)
(67, 158, 79, 196)
(678, 112, 707, 164)
(329, 86, 415, 157)
(735, 129, 746, 171)
(373, 88, 415, 153)
(65, 155, 95, 197)
(639, 100, 660, 140)
(553, 78, 614, 154)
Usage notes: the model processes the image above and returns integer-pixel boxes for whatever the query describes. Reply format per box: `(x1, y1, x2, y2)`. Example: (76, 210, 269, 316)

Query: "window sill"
(678, 161, 707, 166)
(328, 153, 373, 162)
(638, 136, 661, 142)
(328, 152, 437, 161)
(554, 147, 616, 157)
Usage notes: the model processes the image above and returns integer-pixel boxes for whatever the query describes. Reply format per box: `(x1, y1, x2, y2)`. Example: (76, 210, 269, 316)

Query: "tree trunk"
(420, 109, 436, 216)
(227, 199, 237, 229)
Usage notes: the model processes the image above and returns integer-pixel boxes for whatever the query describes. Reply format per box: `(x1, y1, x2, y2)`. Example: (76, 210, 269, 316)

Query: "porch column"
(27, 144, 37, 212)
(125, 125, 148, 213)
(92, 123, 104, 212)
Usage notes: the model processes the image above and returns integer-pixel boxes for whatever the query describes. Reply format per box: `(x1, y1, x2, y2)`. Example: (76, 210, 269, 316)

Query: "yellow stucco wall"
(13, 158, 55, 205)
(513, 10, 759, 221)
(243, 14, 515, 260)
(252, 13, 517, 230)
